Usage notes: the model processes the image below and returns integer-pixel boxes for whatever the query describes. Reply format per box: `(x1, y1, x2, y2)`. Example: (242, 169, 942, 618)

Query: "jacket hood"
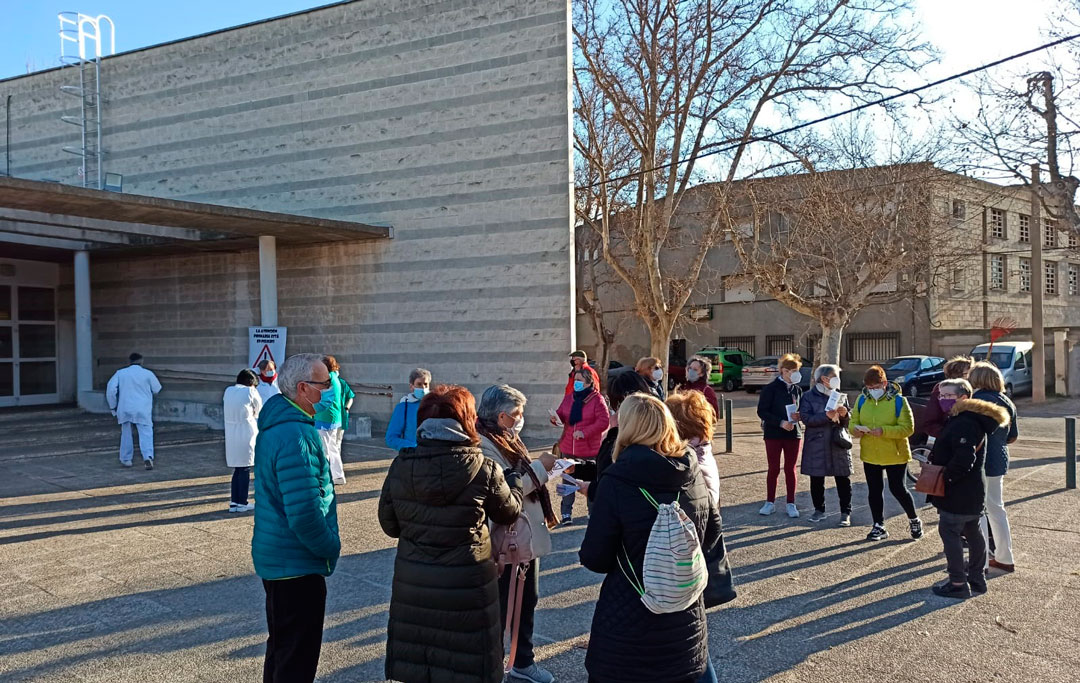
(860, 381, 902, 402)
(399, 418, 485, 506)
(604, 443, 695, 492)
(257, 393, 313, 431)
(398, 393, 421, 405)
(950, 397, 1010, 431)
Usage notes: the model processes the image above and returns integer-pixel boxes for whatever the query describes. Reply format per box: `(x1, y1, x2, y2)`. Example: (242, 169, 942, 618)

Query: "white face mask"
(788, 370, 803, 385)
(652, 368, 664, 381)
(513, 416, 525, 433)
(828, 376, 841, 390)
(816, 383, 830, 394)
(869, 387, 886, 400)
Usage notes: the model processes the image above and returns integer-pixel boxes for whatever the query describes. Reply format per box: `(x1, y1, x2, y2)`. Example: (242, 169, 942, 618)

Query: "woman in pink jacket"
(553, 368, 610, 524)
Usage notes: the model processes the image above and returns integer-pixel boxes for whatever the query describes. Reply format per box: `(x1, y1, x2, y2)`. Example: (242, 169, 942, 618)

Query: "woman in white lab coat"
(224, 369, 262, 512)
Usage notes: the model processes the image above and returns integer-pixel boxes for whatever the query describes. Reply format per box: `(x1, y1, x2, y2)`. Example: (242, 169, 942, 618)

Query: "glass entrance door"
(0, 285, 58, 407)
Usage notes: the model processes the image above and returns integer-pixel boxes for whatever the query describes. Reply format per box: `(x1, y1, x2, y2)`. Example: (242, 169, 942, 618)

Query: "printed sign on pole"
(249, 327, 287, 369)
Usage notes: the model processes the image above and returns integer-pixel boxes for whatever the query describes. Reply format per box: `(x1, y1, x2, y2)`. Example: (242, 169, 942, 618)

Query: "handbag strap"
(503, 563, 528, 673)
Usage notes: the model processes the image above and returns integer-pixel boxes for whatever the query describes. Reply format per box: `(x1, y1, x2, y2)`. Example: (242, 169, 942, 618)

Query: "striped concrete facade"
(0, 0, 576, 431)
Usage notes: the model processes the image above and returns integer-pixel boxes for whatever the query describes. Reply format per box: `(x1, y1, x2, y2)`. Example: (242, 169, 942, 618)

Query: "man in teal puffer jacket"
(252, 353, 341, 683)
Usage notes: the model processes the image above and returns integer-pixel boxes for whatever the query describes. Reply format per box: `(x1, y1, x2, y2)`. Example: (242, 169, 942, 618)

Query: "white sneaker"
(786, 503, 800, 518)
(229, 502, 255, 513)
(333, 478, 347, 486)
(759, 501, 776, 515)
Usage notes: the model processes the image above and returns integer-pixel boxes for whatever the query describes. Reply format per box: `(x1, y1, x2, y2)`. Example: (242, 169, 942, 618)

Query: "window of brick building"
(952, 200, 966, 220)
(1044, 218, 1058, 248)
(1046, 261, 1058, 295)
(847, 332, 900, 363)
(1020, 257, 1031, 292)
(990, 254, 1005, 290)
(1070, 232, 1078, 249)
(989, 208, 1006, 238)
(1069, 264, 1079, 296)
(1019, 214, 1030, 242)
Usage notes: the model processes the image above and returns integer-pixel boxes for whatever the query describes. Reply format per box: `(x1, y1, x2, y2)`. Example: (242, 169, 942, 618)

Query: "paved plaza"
(1, 399, 1078, 682)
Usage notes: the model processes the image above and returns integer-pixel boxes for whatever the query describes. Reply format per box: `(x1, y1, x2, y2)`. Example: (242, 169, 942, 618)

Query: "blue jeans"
(695, 657, 718, 683)
(231, 467, 250, 505)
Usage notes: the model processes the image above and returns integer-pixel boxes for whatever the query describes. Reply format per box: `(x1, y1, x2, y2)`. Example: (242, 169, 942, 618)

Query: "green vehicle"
(693, 346, 755, 392)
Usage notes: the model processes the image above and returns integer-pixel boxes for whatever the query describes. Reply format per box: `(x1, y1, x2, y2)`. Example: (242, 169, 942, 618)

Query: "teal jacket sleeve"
(275, 438, 341, 560)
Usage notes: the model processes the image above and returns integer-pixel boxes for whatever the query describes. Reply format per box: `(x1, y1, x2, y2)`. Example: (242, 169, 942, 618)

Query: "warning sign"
(249, 327, 287, 369)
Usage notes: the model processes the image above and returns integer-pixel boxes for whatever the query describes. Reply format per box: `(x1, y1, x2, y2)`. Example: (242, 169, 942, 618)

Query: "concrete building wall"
(1, 0, 575, 430)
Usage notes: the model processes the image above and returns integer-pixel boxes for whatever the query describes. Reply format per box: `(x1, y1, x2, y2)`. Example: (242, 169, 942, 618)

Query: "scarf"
(259, 374, 276, 385)
(477, 419, 559, 529)
(569, 387, 592, 426)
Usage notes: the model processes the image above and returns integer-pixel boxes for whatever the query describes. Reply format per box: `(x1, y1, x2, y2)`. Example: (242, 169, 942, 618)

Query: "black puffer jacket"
(378, 419, 523, 683)
(798, 387, 853, 477)
(929, 398, 1010, 515)
(758, 377, 804, 440)
(579, 444, 722, 683)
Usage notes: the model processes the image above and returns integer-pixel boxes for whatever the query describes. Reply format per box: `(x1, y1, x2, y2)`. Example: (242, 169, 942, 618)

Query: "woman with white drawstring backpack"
(579, 393, 723, 683)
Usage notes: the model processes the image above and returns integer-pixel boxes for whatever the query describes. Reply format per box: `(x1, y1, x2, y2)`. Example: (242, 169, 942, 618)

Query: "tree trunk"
(647, 315, 677, 382)
(819, 323, 845, 366)
(597, 331, 611, 393)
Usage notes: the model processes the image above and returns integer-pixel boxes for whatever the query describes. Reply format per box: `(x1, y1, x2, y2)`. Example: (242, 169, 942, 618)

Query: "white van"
(970, 341, 1034, 397)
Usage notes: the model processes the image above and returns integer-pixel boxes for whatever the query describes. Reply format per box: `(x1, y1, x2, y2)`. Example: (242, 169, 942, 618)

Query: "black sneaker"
(144, 459, 154, 470)
(969, 579, 988, 595)
(866, 523, 889, 541)
(561, 514, 573, 526)
(932, 581, 971, 599)
(909, 517, 923, 539)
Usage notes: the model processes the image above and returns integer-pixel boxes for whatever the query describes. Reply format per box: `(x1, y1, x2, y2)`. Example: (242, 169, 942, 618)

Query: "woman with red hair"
(379, 385, 524, 683)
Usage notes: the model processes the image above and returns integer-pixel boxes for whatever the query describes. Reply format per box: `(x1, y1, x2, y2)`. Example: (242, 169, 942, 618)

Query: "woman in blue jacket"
(385, 368, 431, 451)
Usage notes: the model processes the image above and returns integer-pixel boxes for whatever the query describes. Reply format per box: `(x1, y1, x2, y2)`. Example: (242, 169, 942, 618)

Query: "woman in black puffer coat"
(580, 394, 722, 683)
(378, 385, 523, 683)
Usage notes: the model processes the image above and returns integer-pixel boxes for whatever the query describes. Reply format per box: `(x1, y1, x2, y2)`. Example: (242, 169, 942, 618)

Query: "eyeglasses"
(303, 379, 332, 389)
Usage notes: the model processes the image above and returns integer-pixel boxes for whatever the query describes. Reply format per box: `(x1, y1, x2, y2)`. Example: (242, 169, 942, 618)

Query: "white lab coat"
(106, 364, 163, 425)
(255, 379, 280, 405)
(223, 384, 262, 468)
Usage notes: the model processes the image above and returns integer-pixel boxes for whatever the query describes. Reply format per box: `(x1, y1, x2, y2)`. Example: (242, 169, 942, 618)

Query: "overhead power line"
(582, 32, 1080, 190)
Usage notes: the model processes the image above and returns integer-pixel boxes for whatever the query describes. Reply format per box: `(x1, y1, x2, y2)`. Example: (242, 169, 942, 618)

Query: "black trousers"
(263, 574, 327, 683)
(810, 475, 852, 514)
(498, 559, 539, 669)
(230, 467, 250, 505)
(863, 463, 917, 524)
(939, 510, 986, 585)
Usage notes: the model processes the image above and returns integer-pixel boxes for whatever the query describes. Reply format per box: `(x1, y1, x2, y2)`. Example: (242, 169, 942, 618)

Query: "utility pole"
(1031, 163, 1046, 403)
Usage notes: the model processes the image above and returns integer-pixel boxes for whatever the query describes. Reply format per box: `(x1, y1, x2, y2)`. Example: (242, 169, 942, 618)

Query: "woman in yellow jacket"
(850, 365, 923, 542)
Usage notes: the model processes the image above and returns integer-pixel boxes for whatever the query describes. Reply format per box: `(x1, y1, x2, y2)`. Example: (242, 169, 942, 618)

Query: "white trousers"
(120, 422, 154, 464)
(981, 474, 1015, 566)
(319, 427, 346, 483)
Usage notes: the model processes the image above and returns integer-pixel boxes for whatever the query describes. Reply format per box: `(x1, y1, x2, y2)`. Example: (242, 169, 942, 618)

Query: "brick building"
(578, 166, 1080, 387)
(0, 0, 576, 434)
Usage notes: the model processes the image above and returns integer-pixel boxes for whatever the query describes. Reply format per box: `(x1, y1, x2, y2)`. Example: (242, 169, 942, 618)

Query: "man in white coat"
(106, 353, 163, 469)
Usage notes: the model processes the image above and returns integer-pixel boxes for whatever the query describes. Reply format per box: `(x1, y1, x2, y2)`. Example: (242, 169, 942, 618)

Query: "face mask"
(938, 397, 958, 414)
(573, 381, 586, 392)
(513, 416, 525, 433)
(652, 368, 664, 382)
(816, 383, 830, 394)
(412, 387, 428, 400)
(868, 388, 885, 400)
(788, 371, 803, 385)
(828, 376, 841, 390)
(687, 369, 700, 383)
(262, 369, 276, 379)
(312, 386, 335, 412)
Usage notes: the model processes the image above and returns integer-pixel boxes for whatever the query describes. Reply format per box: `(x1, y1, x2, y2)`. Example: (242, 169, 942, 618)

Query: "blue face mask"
(313, 386, 335, 413)
(413, 387, 428, 400)
(573, 381, 586, 392)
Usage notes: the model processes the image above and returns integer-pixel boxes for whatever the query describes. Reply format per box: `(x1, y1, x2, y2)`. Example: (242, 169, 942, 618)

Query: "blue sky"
(1, 1, 338, 79)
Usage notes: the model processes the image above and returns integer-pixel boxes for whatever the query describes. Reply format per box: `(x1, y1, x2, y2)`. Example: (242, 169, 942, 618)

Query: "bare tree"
(576, 224, 623, 391)
(574, 0, 932, 370)
(718, 162, 963, 365)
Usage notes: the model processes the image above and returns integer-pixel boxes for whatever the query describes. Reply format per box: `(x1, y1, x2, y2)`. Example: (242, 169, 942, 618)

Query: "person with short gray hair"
(252, 352, 340, 682)
(799, 365, 854, 526)
(385, 367, 432, 451)
(476, 385, 559, 683)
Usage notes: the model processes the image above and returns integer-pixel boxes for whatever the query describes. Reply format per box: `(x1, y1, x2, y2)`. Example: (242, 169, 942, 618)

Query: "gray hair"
(813, 364, 841, 384)
(408, 367, 432, 385)
(937, 378, 973, 397)
(279, 353, 326, 400)
(689, 355, 712, 377)
(477, 384, 527, 424)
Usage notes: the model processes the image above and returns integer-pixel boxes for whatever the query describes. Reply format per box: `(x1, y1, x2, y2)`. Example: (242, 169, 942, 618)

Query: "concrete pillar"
(74, 250, 93, 404)
(1055, 329, 1068, 396)
(259, 235, 278, 327)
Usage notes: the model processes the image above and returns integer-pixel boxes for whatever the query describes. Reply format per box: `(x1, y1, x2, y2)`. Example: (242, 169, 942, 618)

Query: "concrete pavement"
(0, 403, 1077, 682)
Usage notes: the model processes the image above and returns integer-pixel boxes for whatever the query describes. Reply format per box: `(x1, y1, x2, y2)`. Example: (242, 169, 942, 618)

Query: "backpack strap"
(894, 395, 903, 419)
(857, 394, 865, 412)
